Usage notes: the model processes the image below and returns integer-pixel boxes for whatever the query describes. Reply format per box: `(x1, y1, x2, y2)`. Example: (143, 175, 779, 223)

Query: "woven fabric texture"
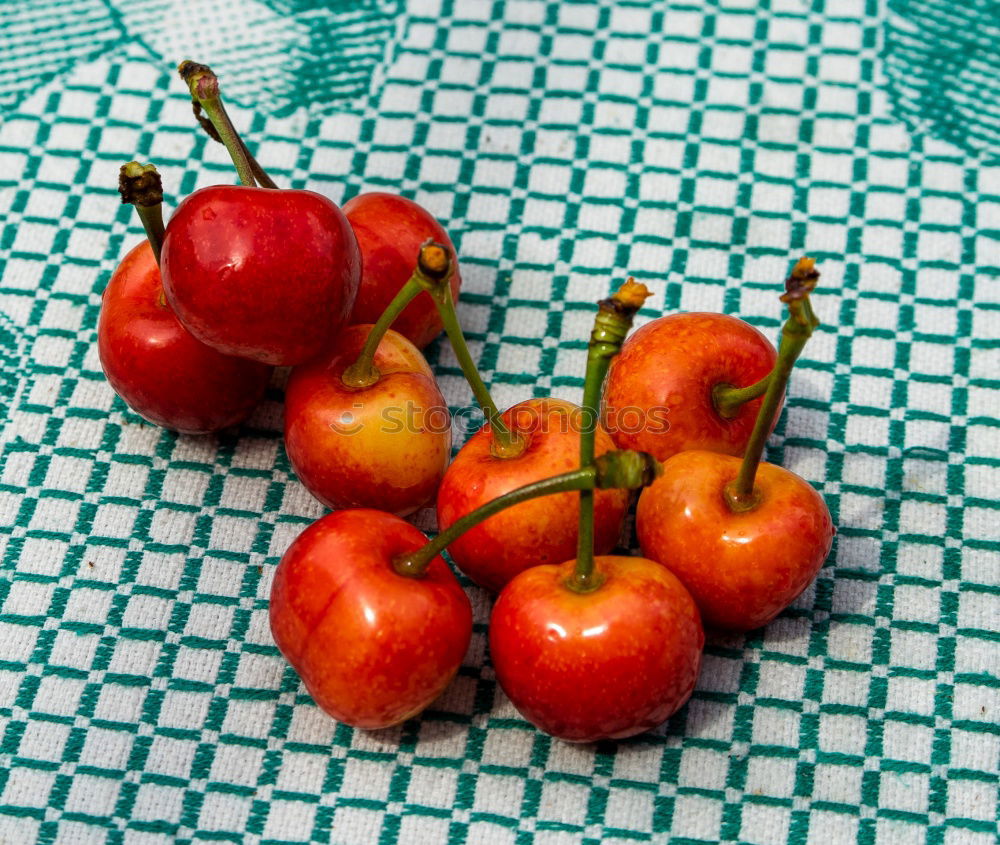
(1, 1, 998, 844)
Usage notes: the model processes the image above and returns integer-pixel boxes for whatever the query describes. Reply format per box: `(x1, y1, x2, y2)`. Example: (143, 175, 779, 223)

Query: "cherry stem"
(189, 97, 277, 189)
(713, 374, 771, 419)
(569, 280, 652, 594)
(725, 257, 821, 511)
(427, 263, 523, 459)
(118, 162, 165, 265)
(178, 61, 269, 189)
(393, 450, 661, 578)
(341, 243, 448, 388)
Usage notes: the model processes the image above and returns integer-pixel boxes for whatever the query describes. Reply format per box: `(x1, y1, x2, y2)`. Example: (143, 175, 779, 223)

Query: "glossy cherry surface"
(270, 509, 472, 730)
(285, 325, 451, 515)
(637, 449, 835, 631)
(161, 185, 360, 366)
(344, 192, 461, 349)
(436, 398, 628, 593)
(98, 241, 272, 433)
(603, 312, 777, 461)
(490, 555, 704, 742)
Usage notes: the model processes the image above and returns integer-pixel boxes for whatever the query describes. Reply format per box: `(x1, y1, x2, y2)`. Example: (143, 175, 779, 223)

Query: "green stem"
(118, 162, 165, 265)
(135, 206, 166, 266)
(223, 103, 278, 189)
(343, 242, 457, 388)
(569, 280, 651, 594)
(179, 62, 257, 187)
(713, 373, 772, 419)
(190, 96, 278, 189)
(342, 276, 424, 388)
(394, 450, 660, 578)
(725, 258, 821, 511)
(430, 285, 524, 459)
(396, 467, 595, 578)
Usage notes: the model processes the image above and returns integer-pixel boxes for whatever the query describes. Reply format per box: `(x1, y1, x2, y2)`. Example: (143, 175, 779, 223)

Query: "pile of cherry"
(97, 63, 835, 743)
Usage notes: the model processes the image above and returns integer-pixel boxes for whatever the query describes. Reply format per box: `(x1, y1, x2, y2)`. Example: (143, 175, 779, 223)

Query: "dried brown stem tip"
(781, 257, 820, 302)
(597, 278, 653, 325)
(178, 61, 219, 101)
(118, 162, 163, 207)
(417, 241, 452, 282)
(613, 278, 653, 310)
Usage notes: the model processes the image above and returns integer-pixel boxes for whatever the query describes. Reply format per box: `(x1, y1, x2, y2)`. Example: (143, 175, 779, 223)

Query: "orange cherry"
(436, 398, 629, 592)
(490, 555, 704, 742)
(637, 450, 834, 631)
(602, 312, 777, 461)
(270, 509, 472, 729)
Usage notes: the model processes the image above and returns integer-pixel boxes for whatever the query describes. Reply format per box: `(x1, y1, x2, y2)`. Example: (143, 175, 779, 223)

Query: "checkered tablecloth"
(1, 1, 998, 843)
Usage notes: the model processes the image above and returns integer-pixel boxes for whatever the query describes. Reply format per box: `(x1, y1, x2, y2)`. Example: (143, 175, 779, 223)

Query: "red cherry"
(490, 555, 704, 742)
(160, 185, 360, 366)
(343, 193, 461, 350)
(636, 450, 835, 631)
(436, 398, 629, 593)
(284, 325, 451, 515)
(602, 313, 777, 461)
(270, 509, 472, 730)
(97, 241, 272, 434)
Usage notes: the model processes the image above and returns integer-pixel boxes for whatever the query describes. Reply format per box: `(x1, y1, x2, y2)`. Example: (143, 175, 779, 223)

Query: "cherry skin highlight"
(603, 313, 777, 461)
(344, 193, 462, 350)
(636, 450, 835, 631)
(269, 509, 472, 730)
(436, 398, 629, 593)
(97, 241, 272, 434)
(284, 325, 451, 516)
(161, 185, 360, 366)
(490, 555, 704, 742)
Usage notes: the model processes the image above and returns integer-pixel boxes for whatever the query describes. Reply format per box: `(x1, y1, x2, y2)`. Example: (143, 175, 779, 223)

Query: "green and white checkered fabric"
(1, 1, 998, 843)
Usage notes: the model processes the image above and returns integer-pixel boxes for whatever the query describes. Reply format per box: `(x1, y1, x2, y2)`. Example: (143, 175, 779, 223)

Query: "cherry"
(489, 555, 703, 742)
(98, 164, 271, 434)
(344, 192, 461, 349)
(487, 281, 704, 742)
(637, 451, 834, 631)
(270, 509, 472, 730)
(160, 183, 359, 366)
(636, 259, 835, 631)
(284, 324, 450, 515)
(284, 242, 456, 514)
(160, 63, 360, 366)
(436, 397, 628, 592)
(394, 449, 661, 580)
(602, 312, 777, 461)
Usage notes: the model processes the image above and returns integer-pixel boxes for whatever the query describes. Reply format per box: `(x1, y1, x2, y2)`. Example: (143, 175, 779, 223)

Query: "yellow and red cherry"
(284, 324, 450, 515)
(637, 450, 834, 631)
